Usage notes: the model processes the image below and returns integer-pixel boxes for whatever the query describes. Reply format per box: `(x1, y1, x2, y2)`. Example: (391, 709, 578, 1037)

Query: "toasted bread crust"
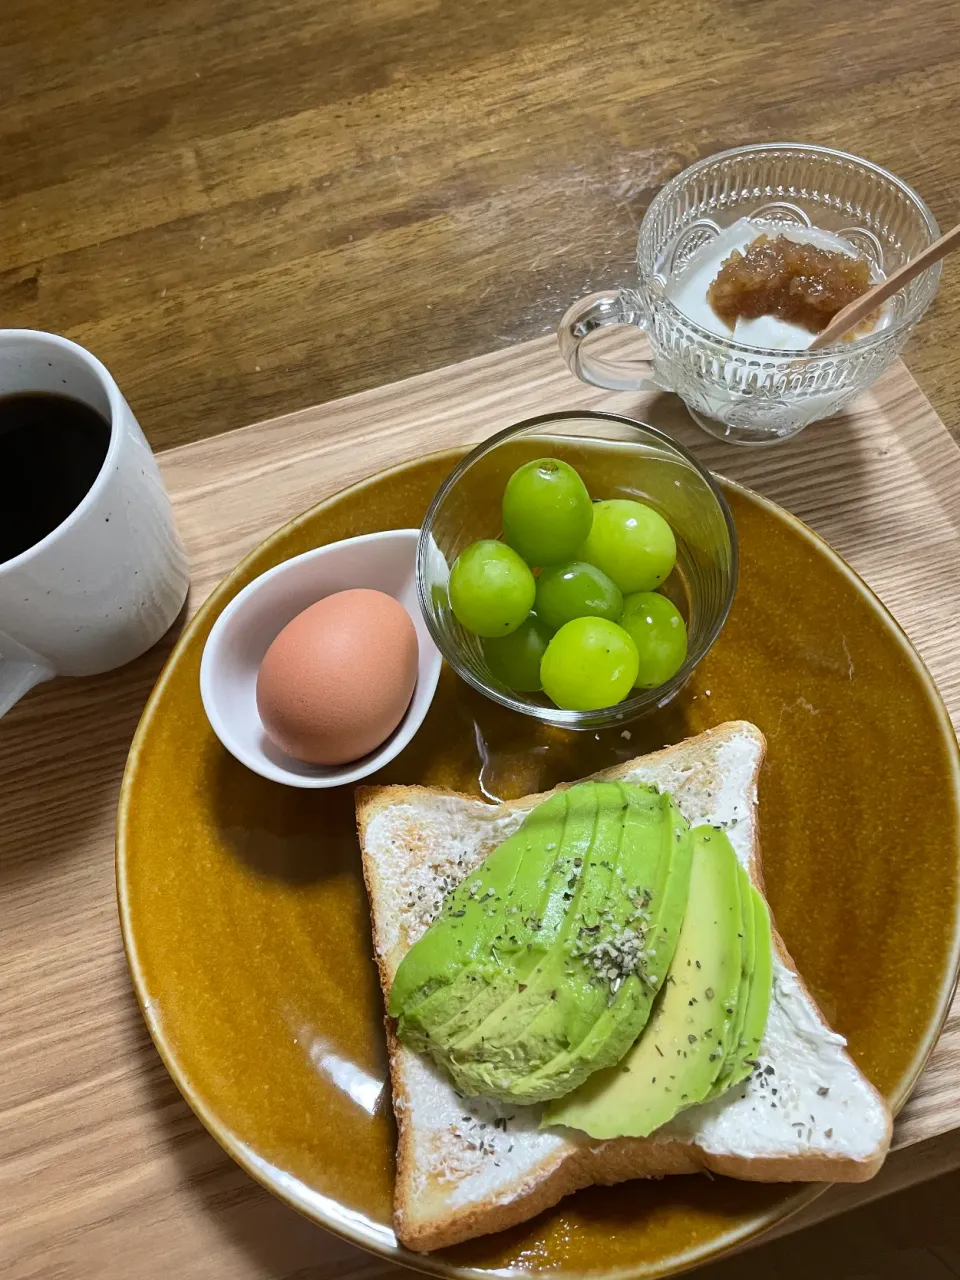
(396, 1140, 888, 1253)
(356, 722, 892, 1252)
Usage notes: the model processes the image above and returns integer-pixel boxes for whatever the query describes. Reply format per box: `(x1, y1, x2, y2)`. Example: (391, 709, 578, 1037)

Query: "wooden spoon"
(809, 221, 960, 350)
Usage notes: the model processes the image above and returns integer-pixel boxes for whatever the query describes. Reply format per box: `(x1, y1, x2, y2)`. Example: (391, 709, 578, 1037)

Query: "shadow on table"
(632, 377, 960, 556)
(630, 388, 875, 519)
(0, 598, 189, 887)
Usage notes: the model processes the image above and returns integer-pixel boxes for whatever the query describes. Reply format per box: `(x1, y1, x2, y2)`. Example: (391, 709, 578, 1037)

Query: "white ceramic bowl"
(199, 529, 442, 788)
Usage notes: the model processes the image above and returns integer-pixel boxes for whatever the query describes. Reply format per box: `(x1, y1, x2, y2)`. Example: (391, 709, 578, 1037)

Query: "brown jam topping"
(706, 233, 872, 335)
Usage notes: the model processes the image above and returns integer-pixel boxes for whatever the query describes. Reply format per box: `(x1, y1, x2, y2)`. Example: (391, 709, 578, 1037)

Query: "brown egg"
(256, 588, 419, 766)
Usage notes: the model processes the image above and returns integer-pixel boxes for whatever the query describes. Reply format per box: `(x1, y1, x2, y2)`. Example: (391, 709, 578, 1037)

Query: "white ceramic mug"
(0, 330, 190, 716)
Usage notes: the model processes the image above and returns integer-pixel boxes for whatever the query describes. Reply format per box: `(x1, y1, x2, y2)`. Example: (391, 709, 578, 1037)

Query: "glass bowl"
(417, 411, 737, 730)
(560, 142, 941, 445)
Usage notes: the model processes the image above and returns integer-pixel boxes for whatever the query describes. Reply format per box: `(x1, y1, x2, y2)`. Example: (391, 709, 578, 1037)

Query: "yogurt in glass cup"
(559, 143, 941, 446)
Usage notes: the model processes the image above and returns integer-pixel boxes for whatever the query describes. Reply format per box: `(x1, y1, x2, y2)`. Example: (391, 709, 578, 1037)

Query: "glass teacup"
(559, 143, 940, 445)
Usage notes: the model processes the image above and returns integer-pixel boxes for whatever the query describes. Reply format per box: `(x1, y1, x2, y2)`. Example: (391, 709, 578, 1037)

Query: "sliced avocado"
(391, 789, 576, 1027)
(705, 853, 755, 1100)
(719, 883, 773, 1091)
(533, 789, 692, 1087)
(544, 825, 743, 1138)
(386, 791, 542, 1016)
(461, 784, 694, 1102)
(397, 785, 605, 1057)
(389, 780, 693, 1104)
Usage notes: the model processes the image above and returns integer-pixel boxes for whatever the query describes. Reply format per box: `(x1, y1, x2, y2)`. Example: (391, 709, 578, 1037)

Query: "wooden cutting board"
(3, 334, 960, 1280)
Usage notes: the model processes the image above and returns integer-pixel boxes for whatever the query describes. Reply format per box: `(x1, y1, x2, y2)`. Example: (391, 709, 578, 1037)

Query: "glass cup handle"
(558, 288, 663, 392)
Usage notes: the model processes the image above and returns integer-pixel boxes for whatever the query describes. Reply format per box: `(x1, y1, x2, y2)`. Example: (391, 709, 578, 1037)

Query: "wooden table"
(3, 0, 960, 450)
(5, 3, 960, 1278)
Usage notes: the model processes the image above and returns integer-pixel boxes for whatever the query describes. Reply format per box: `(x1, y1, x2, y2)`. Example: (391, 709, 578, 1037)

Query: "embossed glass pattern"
(560, 144, 940, 444)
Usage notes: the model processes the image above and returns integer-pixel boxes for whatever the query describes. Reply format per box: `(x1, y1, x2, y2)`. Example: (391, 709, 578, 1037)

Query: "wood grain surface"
(2, 0, 960, 450)
(5, 0, 960, 1270)
(3, 334, 960, 1279)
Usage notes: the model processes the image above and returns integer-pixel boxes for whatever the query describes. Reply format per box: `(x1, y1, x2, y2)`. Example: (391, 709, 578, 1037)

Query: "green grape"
(483, 613, 552, 692)
(540, 617, 639, 711)
(535, 560, 623, 632)
(449, 540, 536, 637)
(501, 458, 593, 566)
(578, 499, 676, 593)
(620, 591, 689, 688)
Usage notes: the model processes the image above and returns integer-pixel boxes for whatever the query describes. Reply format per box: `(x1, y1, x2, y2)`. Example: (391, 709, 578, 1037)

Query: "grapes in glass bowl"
(417, 411, 737, 730)
(446, 459, 687, 712)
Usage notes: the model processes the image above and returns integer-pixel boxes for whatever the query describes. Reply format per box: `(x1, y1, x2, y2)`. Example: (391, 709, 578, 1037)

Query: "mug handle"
(0, 631, 55, 717)
(558, 289, 664, 392)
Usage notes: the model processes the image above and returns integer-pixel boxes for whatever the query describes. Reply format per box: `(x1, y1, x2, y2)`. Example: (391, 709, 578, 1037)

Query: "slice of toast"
(356, 722, 893, 1252)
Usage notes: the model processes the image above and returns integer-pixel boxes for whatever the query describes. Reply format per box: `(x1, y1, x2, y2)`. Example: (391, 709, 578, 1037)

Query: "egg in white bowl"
(199, 529, 442, 788)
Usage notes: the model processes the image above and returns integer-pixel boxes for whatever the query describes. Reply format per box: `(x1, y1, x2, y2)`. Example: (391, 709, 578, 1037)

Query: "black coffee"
(0, 392, 111, 565)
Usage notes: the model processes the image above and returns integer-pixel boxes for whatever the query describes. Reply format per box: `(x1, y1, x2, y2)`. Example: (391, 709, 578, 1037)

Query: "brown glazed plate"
(117, 450, 960, 1279)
